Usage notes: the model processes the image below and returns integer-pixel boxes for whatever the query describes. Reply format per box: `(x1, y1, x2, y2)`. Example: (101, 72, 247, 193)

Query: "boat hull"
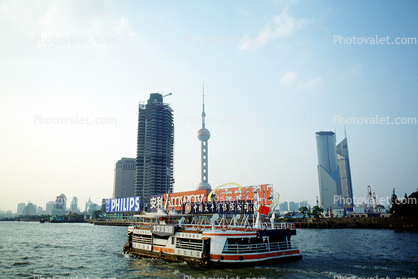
(124, 245, 302, 268)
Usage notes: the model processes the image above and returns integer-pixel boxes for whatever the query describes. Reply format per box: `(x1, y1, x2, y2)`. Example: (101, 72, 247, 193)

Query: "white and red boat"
(123, 209, 302, 267)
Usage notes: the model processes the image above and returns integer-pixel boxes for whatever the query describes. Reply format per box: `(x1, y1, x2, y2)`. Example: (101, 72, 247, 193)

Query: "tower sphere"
(197, 128, 210, 141)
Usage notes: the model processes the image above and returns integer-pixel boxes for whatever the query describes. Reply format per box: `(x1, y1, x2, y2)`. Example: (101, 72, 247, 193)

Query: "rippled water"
(1, 222, 417, 279)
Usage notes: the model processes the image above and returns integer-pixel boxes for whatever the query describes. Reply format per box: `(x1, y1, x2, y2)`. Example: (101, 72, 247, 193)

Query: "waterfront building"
(45, 201, 54, 215)
(196, 86, 211, 191)
(113, 158, 136, 198)
(70, 197, 79, 213)
(52, 194, 67, 216)
(316, 131, 342, 211)
(289, 201, 299, 212)
(299, 201, 309, 208)
(17, 203, 25, 216)
(23, 202, 37, 216)
(88, 203, 100, 213)
(135, 93, 174, 210)
(279, 202, 288, 212)
(336, 137, 354, 207)
(85, 197, 93, 212)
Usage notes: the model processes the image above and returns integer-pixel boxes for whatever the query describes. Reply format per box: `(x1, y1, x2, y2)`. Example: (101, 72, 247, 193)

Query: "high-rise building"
(17, 203, 25, 216)
(316, 131, 354, 211)
(85, 197, 93, 212)
(113, 158, 136, 198)
(52, 194, 67, 216)
(316, 131, 342, 211)
(196, 87, 211, 191)
(279, 202, 288, 212)
(289, 201, 299, 212)
(336, 137, 354, 207)
(45, 201, 54, 215)
(23, 202, 37, 216)
(70, 196, 79, 213)
(299, 201, 309, 208)
(135, 93, 174, 210)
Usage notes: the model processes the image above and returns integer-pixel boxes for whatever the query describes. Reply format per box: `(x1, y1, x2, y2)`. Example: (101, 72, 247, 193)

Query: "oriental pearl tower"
(196, 84, 212, 191)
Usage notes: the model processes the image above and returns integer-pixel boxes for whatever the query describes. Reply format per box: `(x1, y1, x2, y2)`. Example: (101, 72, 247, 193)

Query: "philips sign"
(106, 196, 141, 213)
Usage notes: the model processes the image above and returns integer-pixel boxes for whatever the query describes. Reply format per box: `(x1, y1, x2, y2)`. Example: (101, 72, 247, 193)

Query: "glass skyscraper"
(336, 137, 354, 207)
(316, 131, 354, 211)
(135, 93, 174, 210)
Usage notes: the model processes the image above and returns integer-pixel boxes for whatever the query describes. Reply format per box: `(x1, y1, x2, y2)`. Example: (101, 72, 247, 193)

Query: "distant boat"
(40, 219, 46, 223)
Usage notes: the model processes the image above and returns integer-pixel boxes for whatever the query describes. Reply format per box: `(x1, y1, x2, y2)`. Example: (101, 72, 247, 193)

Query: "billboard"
(149, 194, 165, 212)
(106, 196, 141, 213)
(165, 190, 208, 211)
(183, 200, 254, 215)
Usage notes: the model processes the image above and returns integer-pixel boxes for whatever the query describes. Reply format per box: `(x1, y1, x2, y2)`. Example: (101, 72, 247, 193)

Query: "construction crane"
(366, 185, 381, 217)
(162, 92, 172, 98)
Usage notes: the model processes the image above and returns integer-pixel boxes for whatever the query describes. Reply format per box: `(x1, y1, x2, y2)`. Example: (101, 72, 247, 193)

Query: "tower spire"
(196, 82, 211, 191)
(202, 82, 206, 129)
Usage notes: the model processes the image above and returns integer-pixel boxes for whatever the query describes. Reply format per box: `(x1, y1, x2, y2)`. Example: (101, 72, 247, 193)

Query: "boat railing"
(222, 240, 297, 254)
(176, 239, 204, 251)
(133, 235, 152, 245)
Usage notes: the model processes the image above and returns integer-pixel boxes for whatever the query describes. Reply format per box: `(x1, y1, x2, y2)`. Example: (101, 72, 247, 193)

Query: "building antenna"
(344, 125, 347, 139)
(202, 82, 206, 129)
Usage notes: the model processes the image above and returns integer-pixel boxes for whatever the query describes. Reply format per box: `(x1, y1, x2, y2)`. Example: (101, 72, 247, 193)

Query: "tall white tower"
(196, 85, 211, 191)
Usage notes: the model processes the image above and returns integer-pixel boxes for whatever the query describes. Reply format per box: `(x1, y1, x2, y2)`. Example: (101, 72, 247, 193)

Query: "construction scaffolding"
(135, 93, 174, 210)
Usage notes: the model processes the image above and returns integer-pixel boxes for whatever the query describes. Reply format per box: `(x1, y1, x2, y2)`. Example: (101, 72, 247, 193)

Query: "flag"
(259, 205, 270, 215)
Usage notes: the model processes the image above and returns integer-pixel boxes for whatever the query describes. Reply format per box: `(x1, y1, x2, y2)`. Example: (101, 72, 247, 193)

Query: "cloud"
(240, 9, 304, 50)
(296, 77, 323, 90)
(0, 0, 137, 47)
(280, 71, 297, 84)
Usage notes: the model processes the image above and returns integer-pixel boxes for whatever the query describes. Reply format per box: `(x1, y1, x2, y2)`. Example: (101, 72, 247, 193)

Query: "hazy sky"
(1, 0, 417, 212)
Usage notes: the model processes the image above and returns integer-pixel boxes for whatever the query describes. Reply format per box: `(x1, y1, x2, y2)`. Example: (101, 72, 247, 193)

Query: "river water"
(0, 222, 417, 279)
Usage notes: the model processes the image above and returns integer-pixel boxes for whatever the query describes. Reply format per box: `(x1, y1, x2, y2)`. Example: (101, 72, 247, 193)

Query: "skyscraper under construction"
(135, 93, 174, 210)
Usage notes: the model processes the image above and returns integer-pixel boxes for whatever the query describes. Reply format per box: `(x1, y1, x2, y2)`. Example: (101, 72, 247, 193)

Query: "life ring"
(221, 225, 227, 231)
(245, 225, 253, 231)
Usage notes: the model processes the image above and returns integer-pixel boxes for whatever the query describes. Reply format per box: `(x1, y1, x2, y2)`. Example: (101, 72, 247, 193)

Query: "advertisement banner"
(165, 190, 208, 211)
(106, 196, 141, 213)
(149, 194, 164, 212)
(183, 200, 254, 215)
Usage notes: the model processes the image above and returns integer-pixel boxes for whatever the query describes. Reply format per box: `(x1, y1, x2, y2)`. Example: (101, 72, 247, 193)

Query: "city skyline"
(1, 1, 418, 212)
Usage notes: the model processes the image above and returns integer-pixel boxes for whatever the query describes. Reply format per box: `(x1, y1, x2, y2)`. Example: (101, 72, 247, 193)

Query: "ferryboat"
(123, 208, 302, 267)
